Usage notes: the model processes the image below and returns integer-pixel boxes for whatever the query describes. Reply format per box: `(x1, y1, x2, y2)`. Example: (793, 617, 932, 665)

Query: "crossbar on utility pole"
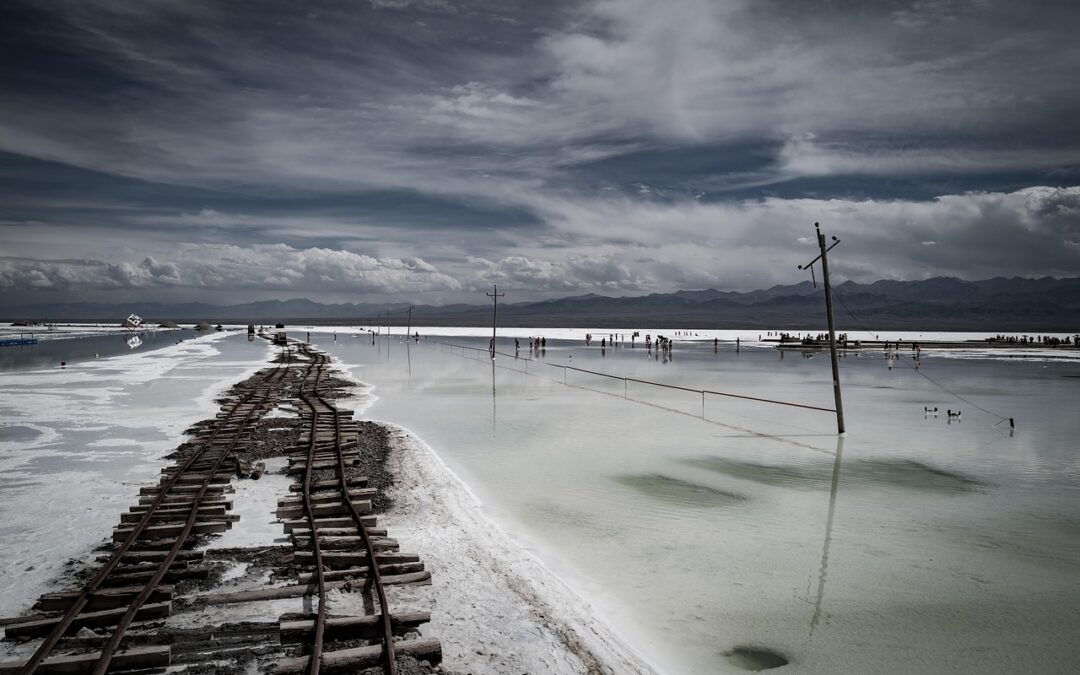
(487, 285, 505, 360)
(798, 222, 846, 434)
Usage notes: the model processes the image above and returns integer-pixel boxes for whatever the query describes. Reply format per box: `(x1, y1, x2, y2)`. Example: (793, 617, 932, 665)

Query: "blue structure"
(0, 333, 38, 347)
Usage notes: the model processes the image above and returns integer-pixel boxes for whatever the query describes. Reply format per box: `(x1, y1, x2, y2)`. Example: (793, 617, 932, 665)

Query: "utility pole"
(798, 223, 846, 434)
(487, 285, 504, 360)
(406, 306, 413, 341)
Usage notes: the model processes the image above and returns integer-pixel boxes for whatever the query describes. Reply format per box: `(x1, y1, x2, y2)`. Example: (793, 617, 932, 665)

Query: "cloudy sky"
(2, 0, 1079, 307)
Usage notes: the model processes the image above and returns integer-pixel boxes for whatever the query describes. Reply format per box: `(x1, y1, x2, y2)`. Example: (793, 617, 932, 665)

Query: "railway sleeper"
(137, 493, 233, 506)
(161, 474, 233, 486)
(113, 521, 230, 543)
(120, 511, 238, 525)
(35, 586, 174, 613)
(186, 570, 429, 606)
(286, 456, 360, 469)
(118, 550, 204, 563)
(130, 500, 232, 514)
(278, 610, 430, 644)
(288, 478, 368, 492)
(286, 527, 387, 538)
(275, 500, 371, 520)
(292, 551, 419, 568)
(272, 637, 442, 674)
(290, 536, 399, 552)
(276, 488, 375, 507)
(292, 562, 425, 584)
(285, 461, 358, 475)
(0, 645, 171, 675)
(102, 566, 210, 587)
(3, 601, 172, 639)
(281, 516, 376, 533)
(139, 484, 232, 495)
(163, 456, 239, 470)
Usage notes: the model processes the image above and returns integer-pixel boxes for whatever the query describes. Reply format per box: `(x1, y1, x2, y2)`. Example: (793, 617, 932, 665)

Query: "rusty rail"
(19, 346, 292, 675)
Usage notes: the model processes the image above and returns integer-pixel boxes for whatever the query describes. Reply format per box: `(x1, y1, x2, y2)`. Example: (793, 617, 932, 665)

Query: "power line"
(831, 288, 1011, 423)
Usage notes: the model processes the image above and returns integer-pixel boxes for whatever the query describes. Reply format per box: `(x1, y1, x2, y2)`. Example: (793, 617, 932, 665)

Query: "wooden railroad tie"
(272, 638, 441, 674)
(278, 611, 430, 643)
(0, 645, 171, 675)
(281, 516, 377, 533)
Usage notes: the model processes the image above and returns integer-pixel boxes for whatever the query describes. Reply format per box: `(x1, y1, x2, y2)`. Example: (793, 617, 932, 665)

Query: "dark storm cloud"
(1, 0, 1079, 305)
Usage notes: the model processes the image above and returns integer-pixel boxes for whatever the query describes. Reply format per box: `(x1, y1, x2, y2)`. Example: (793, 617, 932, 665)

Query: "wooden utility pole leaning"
(487, 285, 505, 360)
(798, 222, 846, 434)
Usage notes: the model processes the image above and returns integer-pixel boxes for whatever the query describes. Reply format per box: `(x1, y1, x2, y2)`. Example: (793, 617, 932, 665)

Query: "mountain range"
(6, 276, 1080, 331)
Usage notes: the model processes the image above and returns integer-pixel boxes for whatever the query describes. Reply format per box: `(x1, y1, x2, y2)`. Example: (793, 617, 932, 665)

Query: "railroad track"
(1, 341, 441, 674)
(1, 348, 294, 675)
(272, 345, 438, 675)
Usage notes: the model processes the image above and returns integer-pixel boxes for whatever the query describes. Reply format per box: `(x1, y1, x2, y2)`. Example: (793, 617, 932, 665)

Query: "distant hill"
(5, 276, 1080, 331)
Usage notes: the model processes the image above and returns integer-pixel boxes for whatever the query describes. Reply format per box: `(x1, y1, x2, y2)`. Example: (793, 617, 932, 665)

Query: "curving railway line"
(275, 345, 438, 675)
(4, 348, 292, 675)
(1, 340, 440, 675)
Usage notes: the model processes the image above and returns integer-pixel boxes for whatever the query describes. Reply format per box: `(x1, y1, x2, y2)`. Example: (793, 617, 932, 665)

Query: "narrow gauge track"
(275, 345, 438, 675)
(5, 348, 294, 675)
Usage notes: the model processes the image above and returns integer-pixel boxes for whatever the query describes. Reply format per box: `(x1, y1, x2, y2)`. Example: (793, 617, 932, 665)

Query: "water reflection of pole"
(490, 359, 497, 432)
(810, 435, 845, 635)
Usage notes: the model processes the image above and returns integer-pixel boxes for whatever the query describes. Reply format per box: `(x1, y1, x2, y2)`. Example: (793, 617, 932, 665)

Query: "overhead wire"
(830, 287, 1012, 424)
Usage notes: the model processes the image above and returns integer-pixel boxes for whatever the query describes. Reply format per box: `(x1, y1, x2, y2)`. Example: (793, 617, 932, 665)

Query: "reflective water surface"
(316, 332, 1080, 674)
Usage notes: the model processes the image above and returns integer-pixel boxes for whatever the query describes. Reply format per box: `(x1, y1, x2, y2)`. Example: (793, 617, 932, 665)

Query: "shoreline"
(327, 356, 658, 674)
(376, 421, 658, 675)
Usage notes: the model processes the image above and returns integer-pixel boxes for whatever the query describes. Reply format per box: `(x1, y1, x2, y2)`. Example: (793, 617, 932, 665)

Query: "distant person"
(60, 361, 66, 368)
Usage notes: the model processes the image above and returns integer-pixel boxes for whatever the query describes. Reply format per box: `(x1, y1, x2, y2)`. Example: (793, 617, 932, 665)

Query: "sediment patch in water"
(683, 456, 984, 494)
(613, 473, 747, 506)
(722, 645, 789, 671)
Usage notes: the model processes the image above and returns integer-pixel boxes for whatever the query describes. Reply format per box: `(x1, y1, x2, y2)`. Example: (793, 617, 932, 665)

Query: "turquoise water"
(316, 332, 1080, 674)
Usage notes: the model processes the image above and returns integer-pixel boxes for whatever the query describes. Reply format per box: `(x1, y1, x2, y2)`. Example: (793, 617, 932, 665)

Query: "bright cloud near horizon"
(2, 0, 1079, 307)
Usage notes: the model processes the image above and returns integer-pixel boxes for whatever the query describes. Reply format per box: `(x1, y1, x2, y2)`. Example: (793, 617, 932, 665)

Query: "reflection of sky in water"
(0, 330, 193, 372)
(317, 332, 1080, 675)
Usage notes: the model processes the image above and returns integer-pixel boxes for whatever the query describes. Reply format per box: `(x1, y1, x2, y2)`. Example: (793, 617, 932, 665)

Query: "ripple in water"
(683, 456, 984, 494)
(613, 473, 747, 507)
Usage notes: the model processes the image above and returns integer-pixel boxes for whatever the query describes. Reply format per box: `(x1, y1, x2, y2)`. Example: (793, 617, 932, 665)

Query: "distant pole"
(799, 223, 846, 434)
(487, 285, 505, 360)
(406, 306, 413, 340)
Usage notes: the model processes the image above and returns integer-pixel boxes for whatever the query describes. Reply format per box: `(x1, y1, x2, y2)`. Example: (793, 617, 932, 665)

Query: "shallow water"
(315, 331, 1080, 674)
(0, 333, 273, 616)
(0, 329, 198, 371)
(2, 329, 1078, 673)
